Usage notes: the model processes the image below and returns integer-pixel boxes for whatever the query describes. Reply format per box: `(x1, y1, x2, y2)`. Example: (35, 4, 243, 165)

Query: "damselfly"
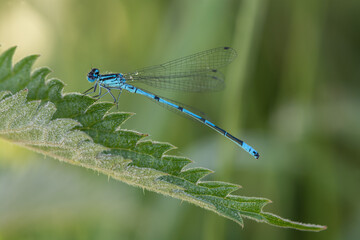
(84, 47, 260, 159)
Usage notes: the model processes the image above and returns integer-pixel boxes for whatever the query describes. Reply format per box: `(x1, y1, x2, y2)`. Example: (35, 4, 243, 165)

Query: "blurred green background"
(0, 0, 359, 239)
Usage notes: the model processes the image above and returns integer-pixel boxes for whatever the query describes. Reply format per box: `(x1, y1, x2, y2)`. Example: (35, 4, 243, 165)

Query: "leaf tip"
(5, 46, 17, 54)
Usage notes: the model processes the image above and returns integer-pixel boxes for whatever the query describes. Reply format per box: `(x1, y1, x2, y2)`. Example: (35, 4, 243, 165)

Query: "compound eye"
(87, 68, 100, 82)
(90, 68, 99, 76)
(93, 68, 99, 75)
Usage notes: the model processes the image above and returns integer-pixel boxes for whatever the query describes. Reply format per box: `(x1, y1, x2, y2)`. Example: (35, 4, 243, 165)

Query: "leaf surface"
(0, 47, 326, 231)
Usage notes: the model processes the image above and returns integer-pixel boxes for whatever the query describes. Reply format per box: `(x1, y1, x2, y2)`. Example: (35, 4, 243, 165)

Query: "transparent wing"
(124, 47, 237, 92)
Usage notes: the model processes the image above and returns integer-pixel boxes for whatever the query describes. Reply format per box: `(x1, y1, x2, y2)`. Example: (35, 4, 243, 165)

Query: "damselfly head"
(87, 68, 100, 82)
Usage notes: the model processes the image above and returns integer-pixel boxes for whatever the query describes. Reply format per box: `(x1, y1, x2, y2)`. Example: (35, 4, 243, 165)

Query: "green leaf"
(0, 47, 326, 231)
